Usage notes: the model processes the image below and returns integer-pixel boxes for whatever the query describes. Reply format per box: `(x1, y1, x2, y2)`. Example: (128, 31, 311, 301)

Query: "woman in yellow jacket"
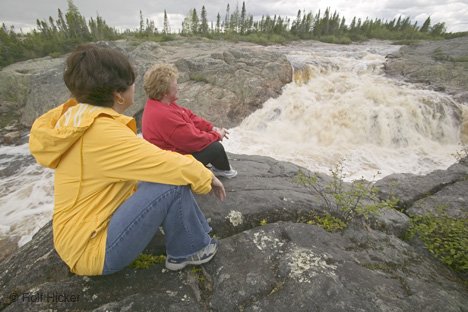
(29, 44, 226, 276)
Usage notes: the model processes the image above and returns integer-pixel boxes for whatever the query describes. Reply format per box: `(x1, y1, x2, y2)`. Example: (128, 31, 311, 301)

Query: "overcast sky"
(1, 0, 467, 33)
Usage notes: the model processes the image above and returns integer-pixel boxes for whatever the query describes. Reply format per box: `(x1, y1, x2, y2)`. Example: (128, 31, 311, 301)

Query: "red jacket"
(142, 99, 221, 154)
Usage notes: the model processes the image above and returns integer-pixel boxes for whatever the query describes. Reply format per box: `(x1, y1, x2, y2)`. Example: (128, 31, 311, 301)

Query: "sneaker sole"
(165, 246, 218, 271)
(214, 172, 238, 179)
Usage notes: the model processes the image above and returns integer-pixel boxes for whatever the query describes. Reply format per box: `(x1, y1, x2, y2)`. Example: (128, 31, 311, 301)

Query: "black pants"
(192, 141, 231, 170)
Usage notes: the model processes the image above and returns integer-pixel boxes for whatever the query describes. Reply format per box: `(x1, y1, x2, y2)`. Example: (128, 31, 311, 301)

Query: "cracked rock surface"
(0, 39, 292, 130)
(1, 155, 467, 312)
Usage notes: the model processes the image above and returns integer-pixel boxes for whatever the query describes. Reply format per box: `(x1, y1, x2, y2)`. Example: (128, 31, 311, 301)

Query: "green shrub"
(130, 253, 166, 269)
(295, 161, 397, 224)
(306, 214, 347, 232)
(189, 73, 210, 83)
(319, 35, 352, 44)
(432, 47, 452, 61)
(392, 39, 422, 45)
(452, 55, 468, 62)
(406, 214, 468, 274)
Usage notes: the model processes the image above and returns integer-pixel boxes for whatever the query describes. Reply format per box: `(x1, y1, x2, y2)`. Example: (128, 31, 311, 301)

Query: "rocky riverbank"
(0, 154, 467, 311)
(0, 38, 292, 144)
(384, 36, 468, 144)
(384, 36, 468, 103)
(0, 38, 467, 311)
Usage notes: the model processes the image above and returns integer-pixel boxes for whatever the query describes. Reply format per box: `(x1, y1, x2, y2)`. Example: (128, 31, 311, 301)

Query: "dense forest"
(1, 0, 466, 68)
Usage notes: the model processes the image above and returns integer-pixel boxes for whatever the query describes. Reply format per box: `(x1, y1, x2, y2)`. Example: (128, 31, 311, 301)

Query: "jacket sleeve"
(84, 117, 213, 194)
(168, 121, 221, 154)
(182, 107, 214, 132)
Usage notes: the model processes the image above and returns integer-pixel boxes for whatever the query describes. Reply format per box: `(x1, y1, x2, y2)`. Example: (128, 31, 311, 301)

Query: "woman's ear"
(113, 91, 125, 105)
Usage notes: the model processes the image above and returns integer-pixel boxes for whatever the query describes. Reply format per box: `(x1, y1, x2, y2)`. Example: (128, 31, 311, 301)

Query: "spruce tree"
(191, 9, 199, 34)
(240, 2, 246, 34)
(224, 4, 230, 33)
(163, 10, 170, 35)
(420, 16, 431, 33)
(200, 6, 209, 34)
(216, 13, 221, 33)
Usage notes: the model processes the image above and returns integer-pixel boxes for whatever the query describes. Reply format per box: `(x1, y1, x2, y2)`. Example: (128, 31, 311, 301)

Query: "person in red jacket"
(142, 64, 237, 178)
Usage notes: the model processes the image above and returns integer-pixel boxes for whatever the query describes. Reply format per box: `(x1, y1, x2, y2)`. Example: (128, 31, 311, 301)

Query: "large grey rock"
(1, 155, 467, 312)
(207, 222, 466, 312)
(0, 39, 292, 130)
(194, 154, 329, 237)
(384, 36, 468, 101)
(407, 179, 468, 218)
(375, 157, 468, 210)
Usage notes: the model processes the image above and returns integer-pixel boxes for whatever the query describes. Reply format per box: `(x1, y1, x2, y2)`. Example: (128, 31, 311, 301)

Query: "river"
(0, 40, 465, 249)
(225, 41, 464, 180)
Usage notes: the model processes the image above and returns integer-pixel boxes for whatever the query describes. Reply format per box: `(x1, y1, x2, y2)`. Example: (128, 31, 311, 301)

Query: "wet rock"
(384, 37, 468, 102)
(0, 236, 19, 263)
(0, 39, 292, 132)
(407, 179, 468, 218)
(1, 155, 467, 312)
(2, 131, 22, 145)
(375, 158, 468, 210)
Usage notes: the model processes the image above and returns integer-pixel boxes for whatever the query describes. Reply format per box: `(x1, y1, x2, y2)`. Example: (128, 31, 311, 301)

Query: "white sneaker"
(165, 239, 219, 271)
(211, 167, 238, 179)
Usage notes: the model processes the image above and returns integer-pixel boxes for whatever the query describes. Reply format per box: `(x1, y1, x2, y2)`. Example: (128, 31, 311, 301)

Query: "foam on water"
(0, 41, 465, 247)
(225, 42, 464, 181)
(0, 143, 54, 246)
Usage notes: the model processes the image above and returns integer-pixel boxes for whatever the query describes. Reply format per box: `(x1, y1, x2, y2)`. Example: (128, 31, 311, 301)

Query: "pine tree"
(224, 4, 230, 33)
(430, 22, 446, 36)
(240, 2, 246, 34)
(216, 13, 221, 33)
(191, 9, 199, 34)
(291, 10, 301, 34)
(420, 16, 431, 33)
(229, 4, 239, 33)
(57, 9, 68, 34)
(139, 10, 144, 33)
(200, 6, 209, 34)
(163, 10, 170, 34)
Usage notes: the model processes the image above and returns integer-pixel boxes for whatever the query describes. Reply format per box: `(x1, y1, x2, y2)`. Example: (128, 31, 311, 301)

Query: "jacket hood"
(29, 98, 135, 169)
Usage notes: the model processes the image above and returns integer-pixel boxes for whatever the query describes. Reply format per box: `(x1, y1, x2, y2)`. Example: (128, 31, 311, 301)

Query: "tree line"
(1, 0, 464, 68)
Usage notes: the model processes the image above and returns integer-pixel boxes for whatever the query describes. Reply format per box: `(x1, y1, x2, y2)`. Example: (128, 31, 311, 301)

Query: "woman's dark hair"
(63, 44, 136, 107)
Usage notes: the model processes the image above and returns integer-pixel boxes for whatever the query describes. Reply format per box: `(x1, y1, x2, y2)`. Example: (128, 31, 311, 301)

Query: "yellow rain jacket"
(29, 98, 213, 275)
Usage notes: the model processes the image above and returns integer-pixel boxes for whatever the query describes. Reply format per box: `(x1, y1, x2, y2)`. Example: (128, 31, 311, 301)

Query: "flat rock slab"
(1, 155, 467, 312)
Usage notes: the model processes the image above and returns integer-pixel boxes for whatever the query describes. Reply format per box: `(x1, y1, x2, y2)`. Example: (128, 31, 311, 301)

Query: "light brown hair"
(143, 64, 178, 100)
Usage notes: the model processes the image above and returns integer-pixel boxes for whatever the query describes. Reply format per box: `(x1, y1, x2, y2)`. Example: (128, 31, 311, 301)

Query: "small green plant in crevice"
(189, 266, 214, 301)
(295, 161, 397, 224)
(130, 253, 166, 269)
(306, 214, 347, 232)
(432, 47, 452, 61)
(189, 73, 210, 83)
(259, 218, 268, 226)
(190, 266, 206, 285)
(405, 213, 468, 274)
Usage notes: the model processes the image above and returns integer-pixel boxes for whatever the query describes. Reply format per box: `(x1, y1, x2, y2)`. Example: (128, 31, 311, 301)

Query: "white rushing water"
(0, 143, 54, 246)
(225, 41, 465, 181)
(0, 40, 465, 247)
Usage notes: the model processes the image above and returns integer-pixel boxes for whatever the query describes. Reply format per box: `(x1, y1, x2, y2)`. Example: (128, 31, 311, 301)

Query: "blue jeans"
(102, 182, 212, 275)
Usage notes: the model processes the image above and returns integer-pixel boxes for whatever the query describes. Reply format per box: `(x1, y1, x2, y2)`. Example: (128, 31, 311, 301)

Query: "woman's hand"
(211, 174, 226, 201)
(214, 127, 229, 140)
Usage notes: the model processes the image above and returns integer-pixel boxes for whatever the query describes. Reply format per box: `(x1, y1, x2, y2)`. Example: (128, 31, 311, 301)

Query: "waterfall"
(0, 41, 465, 247)
(225, 41, 464, 180)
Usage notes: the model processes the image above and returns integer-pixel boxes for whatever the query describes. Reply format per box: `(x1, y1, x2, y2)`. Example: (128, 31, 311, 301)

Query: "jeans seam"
(178, 196, 195, 254)
(105, 186, 179, 253)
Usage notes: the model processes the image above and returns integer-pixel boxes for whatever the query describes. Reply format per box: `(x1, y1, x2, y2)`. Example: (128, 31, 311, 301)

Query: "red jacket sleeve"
(168, 121, 221, 153)
(181, 106, 213, 132)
